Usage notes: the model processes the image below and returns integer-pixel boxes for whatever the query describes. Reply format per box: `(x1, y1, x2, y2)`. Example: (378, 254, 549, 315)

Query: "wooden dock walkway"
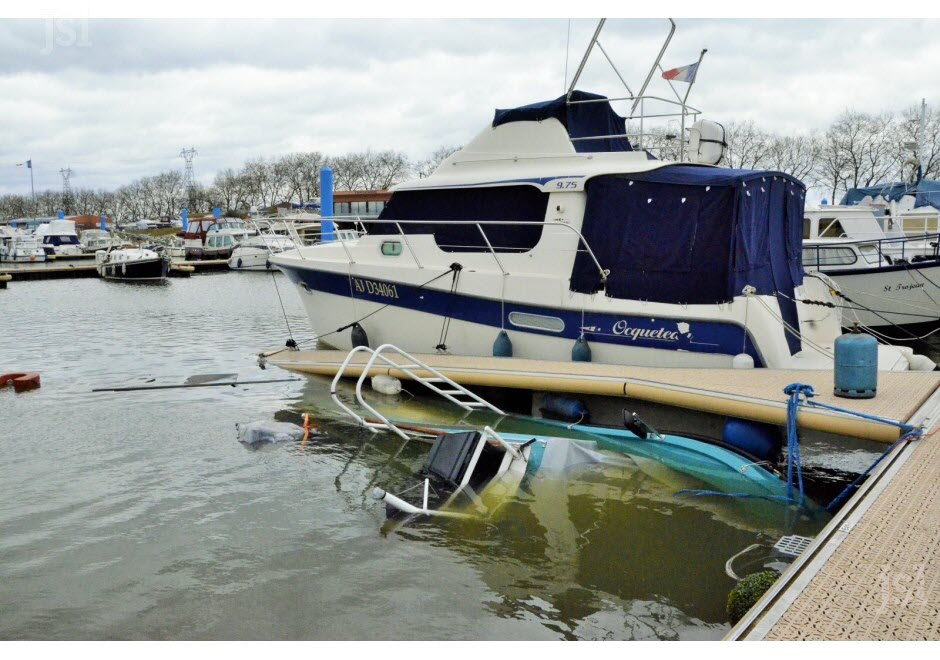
(265, 349, 940, 443)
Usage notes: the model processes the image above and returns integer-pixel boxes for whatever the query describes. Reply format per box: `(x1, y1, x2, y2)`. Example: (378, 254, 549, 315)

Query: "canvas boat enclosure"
(842, 180, 940, 209)
(570, 166, 807, 354)
(492, 90, 633, 153)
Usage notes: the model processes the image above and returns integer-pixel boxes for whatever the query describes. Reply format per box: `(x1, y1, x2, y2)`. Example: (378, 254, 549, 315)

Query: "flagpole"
(29, 161, 35, 218)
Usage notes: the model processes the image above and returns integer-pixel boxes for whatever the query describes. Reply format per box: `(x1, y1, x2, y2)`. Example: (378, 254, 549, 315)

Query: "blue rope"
(675, 489, 796, 506)
(782, 383, 812, 506)
(674, 383, 923, 513)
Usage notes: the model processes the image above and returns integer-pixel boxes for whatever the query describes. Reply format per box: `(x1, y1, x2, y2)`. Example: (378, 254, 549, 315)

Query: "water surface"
(0, 274, 889, 639)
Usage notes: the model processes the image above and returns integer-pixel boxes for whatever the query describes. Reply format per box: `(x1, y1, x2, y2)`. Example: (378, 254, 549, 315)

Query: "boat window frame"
(818, 217, 847, 238)
(508, 311, 566, 333)
(801, 245, 859, 268)
(380, 240, 403, 257)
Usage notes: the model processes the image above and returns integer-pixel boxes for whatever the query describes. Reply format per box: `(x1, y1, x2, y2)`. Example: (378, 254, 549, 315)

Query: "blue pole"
(57, 209, 64, 219)
(212, 207, 221, 218)
(181, 208, 188, 232)
(100, 215, 106, 230)
(320, 166, 334, 242)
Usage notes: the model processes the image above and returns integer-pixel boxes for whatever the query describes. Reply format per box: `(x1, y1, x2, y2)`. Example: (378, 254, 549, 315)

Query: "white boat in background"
(229, 231, 298, 271)
(0, 226, 45, 263)
(181, 217, 253, 260)
(271, 20, 934, 373)
(80, 229, 118, 253)
(96, 247, 169, 281)
(802, 205, 940, 332)
(34, 219, 84, 257)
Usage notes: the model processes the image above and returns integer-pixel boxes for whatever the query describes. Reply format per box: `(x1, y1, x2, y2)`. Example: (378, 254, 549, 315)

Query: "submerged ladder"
(329, 343, 505, 440)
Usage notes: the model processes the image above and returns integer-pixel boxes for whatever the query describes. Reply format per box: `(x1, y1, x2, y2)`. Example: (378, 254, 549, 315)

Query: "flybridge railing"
(282, 216, 609, 285)
(566, 94, 703, 156)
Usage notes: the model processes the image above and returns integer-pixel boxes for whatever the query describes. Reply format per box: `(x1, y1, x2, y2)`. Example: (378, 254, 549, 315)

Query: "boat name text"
(611, 320, 681, 342)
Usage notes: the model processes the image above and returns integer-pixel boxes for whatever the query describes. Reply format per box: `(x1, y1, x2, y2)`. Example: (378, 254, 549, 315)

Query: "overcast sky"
(2, 17, 939, 196)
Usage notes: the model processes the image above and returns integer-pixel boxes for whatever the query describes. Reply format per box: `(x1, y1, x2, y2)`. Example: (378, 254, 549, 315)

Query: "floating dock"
(267, 347, 940, 640)
(264, 349, 940, 443)
(1, 258, 229, 280)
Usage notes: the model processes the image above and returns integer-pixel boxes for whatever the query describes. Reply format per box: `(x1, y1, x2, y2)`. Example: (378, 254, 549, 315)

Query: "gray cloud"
(2, 18, 938, 195)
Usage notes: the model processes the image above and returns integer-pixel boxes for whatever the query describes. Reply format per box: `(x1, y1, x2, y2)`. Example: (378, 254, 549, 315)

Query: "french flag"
(661, 62, 699, 83)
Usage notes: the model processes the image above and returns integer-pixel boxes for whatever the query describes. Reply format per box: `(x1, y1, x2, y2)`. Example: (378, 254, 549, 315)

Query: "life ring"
(0, 372, 41, 392)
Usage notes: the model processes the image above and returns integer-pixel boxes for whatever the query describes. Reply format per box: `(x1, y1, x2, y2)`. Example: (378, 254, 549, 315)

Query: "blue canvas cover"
(493, 90, 632, 153)
(570, 166, 806, 354)
(841, 180, 940, 209)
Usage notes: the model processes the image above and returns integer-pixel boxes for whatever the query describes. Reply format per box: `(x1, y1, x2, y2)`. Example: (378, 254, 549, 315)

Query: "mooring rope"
(259, 264, 462, 359)
(675, 383, 924, 514)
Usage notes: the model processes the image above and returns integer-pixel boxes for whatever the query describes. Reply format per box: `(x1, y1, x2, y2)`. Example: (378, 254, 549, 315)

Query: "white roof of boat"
(394, 118, 691, 193)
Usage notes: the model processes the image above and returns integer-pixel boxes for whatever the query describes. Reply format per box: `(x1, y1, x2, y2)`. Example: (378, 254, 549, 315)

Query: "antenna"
(180, 146, 197, 205)
(60, 167, 73, 212)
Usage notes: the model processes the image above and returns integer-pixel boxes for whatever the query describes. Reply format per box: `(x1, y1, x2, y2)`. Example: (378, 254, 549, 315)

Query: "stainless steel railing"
(281, 216, 610, 285)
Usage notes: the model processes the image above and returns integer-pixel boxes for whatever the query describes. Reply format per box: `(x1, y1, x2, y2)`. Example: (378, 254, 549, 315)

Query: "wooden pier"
(267, 348, 940, 640)
(1, 258, 230, 280)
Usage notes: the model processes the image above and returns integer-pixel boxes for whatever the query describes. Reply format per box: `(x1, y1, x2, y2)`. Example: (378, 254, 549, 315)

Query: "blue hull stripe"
(279, 265, 764, 366)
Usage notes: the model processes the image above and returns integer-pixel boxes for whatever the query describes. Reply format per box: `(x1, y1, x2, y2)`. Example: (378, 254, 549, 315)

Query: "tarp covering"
(372, 185, 548, 253)
(493, 90, 632, 153)
(570, 166, 806, 354)
(841, 180, 940, 209)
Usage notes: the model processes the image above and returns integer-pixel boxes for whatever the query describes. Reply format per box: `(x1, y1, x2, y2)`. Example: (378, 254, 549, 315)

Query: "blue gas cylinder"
(834, 330, 877, 399)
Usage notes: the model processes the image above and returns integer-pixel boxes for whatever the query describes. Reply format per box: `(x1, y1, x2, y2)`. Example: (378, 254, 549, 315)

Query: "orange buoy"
(0, 372, 41, 392)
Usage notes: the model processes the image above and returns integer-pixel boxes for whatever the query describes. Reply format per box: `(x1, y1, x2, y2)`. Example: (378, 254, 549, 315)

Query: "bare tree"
(415, 145, 462, 178)
(764, 133, 821, 182)
(722, 120, 774, 170)
(894, 103, 940, 182)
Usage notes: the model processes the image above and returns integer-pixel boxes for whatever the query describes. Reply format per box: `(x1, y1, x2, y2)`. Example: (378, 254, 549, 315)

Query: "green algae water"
(0, 274, 882, 640)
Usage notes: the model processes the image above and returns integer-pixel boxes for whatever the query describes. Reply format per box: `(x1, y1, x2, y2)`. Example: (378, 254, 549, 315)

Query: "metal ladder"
(330, 343, 505, 440)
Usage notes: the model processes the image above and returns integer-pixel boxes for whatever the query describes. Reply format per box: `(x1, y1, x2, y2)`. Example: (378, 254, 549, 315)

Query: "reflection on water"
(0, 274, 898, 640)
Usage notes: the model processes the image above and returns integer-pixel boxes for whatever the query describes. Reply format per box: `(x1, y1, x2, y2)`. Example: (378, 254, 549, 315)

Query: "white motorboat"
(180, 217, 253, 260)
(0, 226, 45, 263)
(34, 219, 84, 257)
(228, 221, 300, 271)
(270, 22, 933, 372)
(80, 229, 117, 253)
(95, 247, 169, 281)
(802, 205, 940, 331)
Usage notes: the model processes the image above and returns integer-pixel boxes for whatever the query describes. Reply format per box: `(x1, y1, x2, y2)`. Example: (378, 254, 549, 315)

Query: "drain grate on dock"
(774, 535, 813, 558)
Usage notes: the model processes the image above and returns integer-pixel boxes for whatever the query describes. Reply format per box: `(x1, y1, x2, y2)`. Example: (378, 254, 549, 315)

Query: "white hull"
(229, 248, 276, 271)
(301, 287, 739, 368)
(821, 264, 940, 329)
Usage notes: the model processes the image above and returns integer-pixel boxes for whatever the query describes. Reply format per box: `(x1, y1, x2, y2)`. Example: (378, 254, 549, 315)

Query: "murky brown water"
(0, 273, 880, 639)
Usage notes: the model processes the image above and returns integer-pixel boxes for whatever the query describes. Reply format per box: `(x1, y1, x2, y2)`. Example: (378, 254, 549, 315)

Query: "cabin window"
(802, 246, 857, 267)
(818, 217, 847, 238)
(859, 244, 882, 264)
(380, 241, 402, 256)
(802, 218, 812, 239)
(508, 312, 565, 333)
(373, 185, 548, 253)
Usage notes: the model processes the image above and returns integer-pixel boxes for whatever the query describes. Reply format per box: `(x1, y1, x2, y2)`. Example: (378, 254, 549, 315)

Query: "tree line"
(1, 102, 936, 223)
(0, 148, 458, 223)
(643, 102, 939, 200)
